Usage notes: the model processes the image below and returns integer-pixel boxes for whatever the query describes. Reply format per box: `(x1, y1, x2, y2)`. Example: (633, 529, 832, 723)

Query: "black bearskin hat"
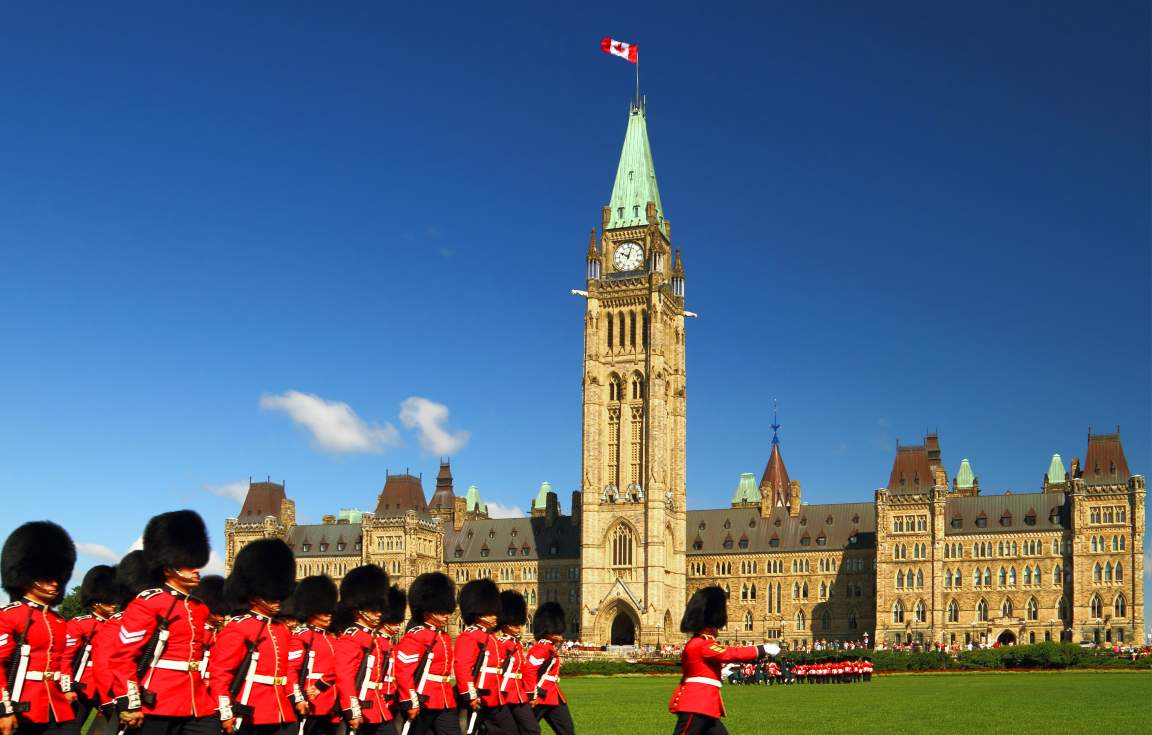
(142, 510, 210, 577)
(225, 538, 295, 603)
(408, 572, 456, 621)
(340, 565, 390, 612)
(115, 550, 153, 606)
(293, 575, 338, 619)
(497, 590, 527, 627)
(383, 584, 407, 624)
(2, 521, 76, 600)
(192, 575, 228, 616)
(531, 601, 566, 639)
(459, 578, 500, 625)
(680, 586, 728, 634)
(80, 565, 119, 608)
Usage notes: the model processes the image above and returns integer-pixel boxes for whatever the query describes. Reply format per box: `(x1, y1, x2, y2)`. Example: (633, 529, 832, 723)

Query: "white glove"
(760, 643, 781, 657)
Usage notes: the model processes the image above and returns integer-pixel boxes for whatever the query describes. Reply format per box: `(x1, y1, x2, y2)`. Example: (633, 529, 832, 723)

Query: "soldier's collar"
(162, 584, 190, 600)
(21, 597, 47, 610)
(310, 625, 330, 634)
(537, 638, 554, 647)
(700, 634, 716, 641)
(250, 611, 273, 622)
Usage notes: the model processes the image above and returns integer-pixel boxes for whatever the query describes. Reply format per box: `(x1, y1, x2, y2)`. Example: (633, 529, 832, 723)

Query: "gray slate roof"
(446, 517, 580, 562)
(943, 492, 1067, 536)
(286, 523, 363, 557)
(686, 503, 877, 555)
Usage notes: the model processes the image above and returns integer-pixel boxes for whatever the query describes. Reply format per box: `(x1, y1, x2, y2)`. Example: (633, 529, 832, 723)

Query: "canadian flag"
(601, 37, 638, 63)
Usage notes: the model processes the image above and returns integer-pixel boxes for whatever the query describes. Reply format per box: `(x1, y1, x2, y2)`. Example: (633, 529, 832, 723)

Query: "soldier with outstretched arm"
(0, 522, 78, 735)
(668, 586, 781, 735)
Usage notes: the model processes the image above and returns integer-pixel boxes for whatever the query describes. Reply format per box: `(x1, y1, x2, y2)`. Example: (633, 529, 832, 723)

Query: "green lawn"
(560, 672, 1151, 734)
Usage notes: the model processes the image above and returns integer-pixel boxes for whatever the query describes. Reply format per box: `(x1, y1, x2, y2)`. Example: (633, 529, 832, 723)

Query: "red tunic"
(211, 613, 298, 726)
(64, 612, 106, 701)
(334, 624, 389, 723)
(525, 639, 565, 706)
(394, 624, 454, 712)
(668, 635, 761, 718)
(288, 626, 338, 721)
(89, 612, 124, 708)
(108, 586, 214, 718)
(453, 625, 504, 708)
(0, 599, 74, 725)
(495, 635, 529, 705)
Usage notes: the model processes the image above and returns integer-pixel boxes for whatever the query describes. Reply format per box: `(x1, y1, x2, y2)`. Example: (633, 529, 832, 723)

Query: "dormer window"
(618, 207, 624, 219)
(510, 528, 518, 538)
(800, 535, 811, 546)
(722, 535, 734, 550)
(480, 547, 490, 558)
(698, 522, 707, 531)
(951, 516, 963, 530)
(1024, 511, 1037, 527)
(826, 515, 834, 525)
(800, 517, 808, 526)
(301, 543, 311, 552)
(738, 536, 749, 550)
(999, 512, 1012, 527)
(454, 546, 463, 559)
(975, 514, 987, 528)
(749, 519, 756, 528)
(816, 535, 827, 546)
(549, 543, 559, 556)
(488, 529, 496, 539)
(692, 537, 703, 551)
(336, 543, 346, 551)
(769, 535, 780, 548)
(774, 518, 782, 527)
(633, 205, 640, 218)
(723, 519, 731, 529)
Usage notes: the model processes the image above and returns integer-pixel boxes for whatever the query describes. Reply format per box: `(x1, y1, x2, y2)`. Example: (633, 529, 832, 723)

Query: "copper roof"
(238, 481, 286, 522)
(429, 462, 456, 511)
(286, 524, 363, 557)
(374, 474, 429, 516)
(1081, 433, 1130, 486)
(445, 517, 580, 562)
(943, 492, 1068, 536)
(686, 503, 876, 555)
(887, 444, 935, 493)
(759, 443, 790, 508)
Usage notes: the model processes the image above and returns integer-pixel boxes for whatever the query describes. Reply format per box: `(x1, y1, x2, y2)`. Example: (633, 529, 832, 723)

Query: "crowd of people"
(723, 659, 873, 685)
(0, 512, 573, 735)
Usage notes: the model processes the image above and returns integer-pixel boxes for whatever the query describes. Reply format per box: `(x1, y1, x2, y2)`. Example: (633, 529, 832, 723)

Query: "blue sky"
(1, 2, 1147, 619)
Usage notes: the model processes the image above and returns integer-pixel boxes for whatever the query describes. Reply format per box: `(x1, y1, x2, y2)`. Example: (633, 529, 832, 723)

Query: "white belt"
(154, 659, 201, 672)
(502, 673, 522, 680)
(684, 676, 722, 688)
(362, 681, 382, 690)
(424, 674, 447, 683)
(480, 667, 502, 675)
(382, 676, 395, 683)
(541, 674, 559, 684)
(306, 673, 325, 680)
(25, 671, 61, 682)
(251, 675, 289, 686)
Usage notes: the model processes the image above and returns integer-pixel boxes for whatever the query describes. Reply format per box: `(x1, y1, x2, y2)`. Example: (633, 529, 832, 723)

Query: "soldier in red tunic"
(395, 572, 459, 735)
(89, 552, 149, 735)
(668, 586, 780, 735)
(494, 591, 538, 735)
(0, 521, 78, 735)
(378, 583, 408, 723)
(213, 539, 303, 735)
(287, 576, 339, 735)
(524, 603, 572, 735)
(190, 574, 228, 697)
(453, 579, 514, 734)
(61, 564, 118, 735)
(108, 510, 217, 735)
(332, 564, 390, 735)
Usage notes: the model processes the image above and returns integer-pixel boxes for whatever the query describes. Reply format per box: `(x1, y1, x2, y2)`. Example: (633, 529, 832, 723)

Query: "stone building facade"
(224, 101, 1145, 648)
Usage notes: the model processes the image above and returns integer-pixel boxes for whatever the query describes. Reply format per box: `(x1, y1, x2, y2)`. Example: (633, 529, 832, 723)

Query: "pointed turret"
(731, 472, 759, 508)
(606, 101, 664, 230)
(464, 484, 488, 517)
(587, 229, 601, 280)
(429, 459, 456, 511)
(953, 458, 979, 496)
(671, 249, 685, 298)
(1044, 453, 1068, 492)
(1082, 430, 1130, 485)
(758, 408, 791, 509)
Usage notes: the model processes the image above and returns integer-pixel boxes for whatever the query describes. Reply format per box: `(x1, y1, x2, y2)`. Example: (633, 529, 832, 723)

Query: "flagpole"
(635, 52, 640, 107)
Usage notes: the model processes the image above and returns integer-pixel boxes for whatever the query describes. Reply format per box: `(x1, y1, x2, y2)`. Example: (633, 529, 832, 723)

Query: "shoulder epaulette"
(1, 601, 22, 611)
(73, 613, 94, 621)
(229, 614, 252, 624)
(342, 626, 359, 636)
(137, 588, 164, 599)
(110, 611, 124, 620)
(406, 624, 427, 635)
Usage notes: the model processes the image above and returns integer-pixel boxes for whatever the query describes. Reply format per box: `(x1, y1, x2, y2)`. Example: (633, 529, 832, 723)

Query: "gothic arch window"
(975, 598, 989, 622)
(1114, 594, 1126, 618)
(915, 569, 924, 589)
(1023, 566, 1032, 586)
(1093, 562, 1102, 583)
(913, 599, 926, 623)
(1115, 561, 1123, 582)
(820, 609, 832, 631)
(1104, 562, 1113, 582)
(795, 610, 806, 630)
(802, 582, 809, 599)
(1053, 564, 1063, 585)
(998, 567, 1007, 587)
(896, 570, 904, 589)
(953, 568, 962, 588)
(743, 610, 753, 631)
(848, 609, 858, 629)
(1026, 597, 1038, 621)
(1089, 594, 1102, 619)
(750, 583, 757, 600)
(973, 568, 981, 587)
(609, 523, 634, 568)
(606, 313, 613, 350)
(945, 569, 953, 588)
(793, 582, 800, 600)
(1058, 596, 1069, 622)
(628, 311, 637, 349)
(1008, 567, 1017, 587)
(892, 600, 904, 624)
(1001, 598, 1013, 618)
(946, 599, 959, 623)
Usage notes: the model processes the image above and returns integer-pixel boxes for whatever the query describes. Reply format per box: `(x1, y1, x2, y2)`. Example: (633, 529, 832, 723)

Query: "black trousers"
(532, 704, 574, 735)
(502, 704, 539, 735)
(405, 709, 461, 735)
(300, 717, 343, 735)
(460, 705, 523, 735)
(14, 715, 73, 735)
(671, 713, 728, 735)
(57, 700, 93, 735)
(137, 716, 223, 735)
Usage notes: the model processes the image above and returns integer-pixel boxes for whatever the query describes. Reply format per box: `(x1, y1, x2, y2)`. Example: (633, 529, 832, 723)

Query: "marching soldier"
(452, 579, 510, 735)
(213, 539, 302, 735)
(668, 586, 780, 735)
(333, 565, 391, 735)
(395, 572, 458, 735)
(524, 603, 572, 735)
(90, 552, 150, 735)
(108, 510, 216, 735)
(287, 576, 340, 735)
(189, 576, 228, 711)
(494, 591, 537, 735)
(0, 521, 78, 735)
(378, 583, 408, 724)
(62, 565, 118, 735)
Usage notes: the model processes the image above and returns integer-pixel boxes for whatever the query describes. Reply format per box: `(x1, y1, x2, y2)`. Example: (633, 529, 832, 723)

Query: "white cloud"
(486, 502, 525, 519)
(203, 551, 226, 576)
(128, 536, 143, 552)
(261, 390, 401, 454)
(399, 397, 470, 455)
(76, 543, 119, 562)
(205, 481, 249, 503)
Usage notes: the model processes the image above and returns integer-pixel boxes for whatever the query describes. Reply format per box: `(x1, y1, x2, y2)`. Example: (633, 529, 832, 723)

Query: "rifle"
(399, 648, 433, 735)
(68, 630, 95, 698)
(228, 619, 269, 730)
(133, 596, 181, 710)
(353, 644, 376, 711)
(295, 646, 315, 735)
(0, 612, 34, 716)
(465, 646, 490, 735)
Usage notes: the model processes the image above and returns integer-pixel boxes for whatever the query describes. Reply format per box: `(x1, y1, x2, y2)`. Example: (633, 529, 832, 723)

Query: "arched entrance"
(996, 630, 1016, 646)
(611, 612, 636, 645)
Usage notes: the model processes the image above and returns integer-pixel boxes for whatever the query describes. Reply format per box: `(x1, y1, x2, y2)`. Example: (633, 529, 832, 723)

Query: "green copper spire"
(956, 458, 975, 489)
(533, 481, 553, 511)
(1046, 454, 1066, 484)
(732, 472, 759, 504)
(465, 484, 487, 514)
(607, 102, 664, 229)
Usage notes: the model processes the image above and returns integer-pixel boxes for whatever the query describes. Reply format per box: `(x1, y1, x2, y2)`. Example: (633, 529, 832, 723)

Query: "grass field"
(560, 672, 1151, 734)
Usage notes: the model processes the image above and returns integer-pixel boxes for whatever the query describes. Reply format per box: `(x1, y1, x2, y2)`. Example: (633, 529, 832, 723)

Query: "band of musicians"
(1, 511, 783, 735)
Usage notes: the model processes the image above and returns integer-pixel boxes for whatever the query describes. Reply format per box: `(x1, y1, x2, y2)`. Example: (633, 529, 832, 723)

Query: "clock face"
(613, 241, 644, 271)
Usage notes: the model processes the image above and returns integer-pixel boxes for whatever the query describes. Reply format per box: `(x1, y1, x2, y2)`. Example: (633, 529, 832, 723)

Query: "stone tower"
(579, 100, 687, 646)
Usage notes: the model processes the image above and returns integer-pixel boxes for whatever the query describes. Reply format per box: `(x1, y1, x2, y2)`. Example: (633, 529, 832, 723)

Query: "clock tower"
(579, 100, 687, 646)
